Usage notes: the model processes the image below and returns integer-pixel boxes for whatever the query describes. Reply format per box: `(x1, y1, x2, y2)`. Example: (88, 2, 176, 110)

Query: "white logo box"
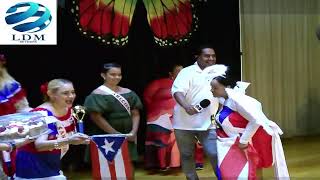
(0, 0, 57, 45)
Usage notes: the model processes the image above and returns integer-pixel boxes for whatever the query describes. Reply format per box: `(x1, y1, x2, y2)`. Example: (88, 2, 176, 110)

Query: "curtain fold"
(240, 0, 320, 137)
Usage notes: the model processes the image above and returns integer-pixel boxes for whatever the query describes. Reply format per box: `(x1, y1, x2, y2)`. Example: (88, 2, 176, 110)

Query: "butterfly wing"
(71, 0, 137, 46)
(143, 0, 200, 46)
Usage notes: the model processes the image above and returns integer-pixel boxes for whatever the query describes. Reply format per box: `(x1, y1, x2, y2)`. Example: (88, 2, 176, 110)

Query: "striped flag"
(216, 129, 259, 180)
(90, 135, 133, 180)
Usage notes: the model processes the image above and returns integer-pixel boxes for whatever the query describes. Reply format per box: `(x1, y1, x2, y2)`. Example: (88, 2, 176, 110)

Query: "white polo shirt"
(171, 63, 227, 130)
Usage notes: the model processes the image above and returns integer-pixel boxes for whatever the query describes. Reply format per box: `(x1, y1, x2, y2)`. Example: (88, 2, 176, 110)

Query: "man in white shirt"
(172, 45, 227, 180)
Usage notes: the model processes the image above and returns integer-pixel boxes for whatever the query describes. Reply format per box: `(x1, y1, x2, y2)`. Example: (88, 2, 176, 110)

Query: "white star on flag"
(90, 135, 132, 179)
(101, 139, 115, 155)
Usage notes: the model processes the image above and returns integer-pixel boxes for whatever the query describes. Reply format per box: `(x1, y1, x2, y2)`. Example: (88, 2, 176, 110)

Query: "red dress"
(144, 78, 204, 169)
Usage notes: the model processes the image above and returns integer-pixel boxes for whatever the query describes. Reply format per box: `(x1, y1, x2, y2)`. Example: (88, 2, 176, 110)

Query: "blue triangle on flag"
(92, 135, 126, 162)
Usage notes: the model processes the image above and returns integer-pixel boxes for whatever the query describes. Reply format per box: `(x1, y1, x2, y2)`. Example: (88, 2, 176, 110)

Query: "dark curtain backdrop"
(0, 0, 240, 156)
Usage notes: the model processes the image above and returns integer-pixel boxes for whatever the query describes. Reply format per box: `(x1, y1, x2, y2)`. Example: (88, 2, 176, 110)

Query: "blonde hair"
(43, 79, 73, 102)
(0, 67, 16, 89)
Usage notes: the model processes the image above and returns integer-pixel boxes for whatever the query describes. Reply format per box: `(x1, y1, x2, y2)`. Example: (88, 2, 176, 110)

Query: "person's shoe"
(195, 163, 204, 170)
(160, 167, 170, 172)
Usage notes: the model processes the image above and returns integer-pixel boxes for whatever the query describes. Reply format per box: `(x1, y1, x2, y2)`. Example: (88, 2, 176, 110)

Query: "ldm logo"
(5, 2, 52, 33)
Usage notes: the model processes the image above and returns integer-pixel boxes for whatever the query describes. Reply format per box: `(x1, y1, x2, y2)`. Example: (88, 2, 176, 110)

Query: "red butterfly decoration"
(71, 0, 205, 46)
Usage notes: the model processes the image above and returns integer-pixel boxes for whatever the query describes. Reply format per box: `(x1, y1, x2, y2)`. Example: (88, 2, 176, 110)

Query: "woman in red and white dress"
(15, 79, 90, 179)
(210, 75, 289, 180)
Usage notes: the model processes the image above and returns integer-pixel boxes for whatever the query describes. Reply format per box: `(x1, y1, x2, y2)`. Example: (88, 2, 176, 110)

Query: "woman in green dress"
(84, 63, 143, 161)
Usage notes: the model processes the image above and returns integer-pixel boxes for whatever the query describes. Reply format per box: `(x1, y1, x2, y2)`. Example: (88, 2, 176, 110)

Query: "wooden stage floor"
(65, 135, 320, 179)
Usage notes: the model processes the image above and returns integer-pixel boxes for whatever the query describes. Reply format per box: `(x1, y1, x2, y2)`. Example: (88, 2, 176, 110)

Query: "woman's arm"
(90, 112, 120, 134)
(34, 133, 89, 151)
(34, 134, 69, 151)
(235, 101, 261, 147)
(130, 109, 140, 135)
(128, 109, 140, 142)
(239, 121, 260, 147)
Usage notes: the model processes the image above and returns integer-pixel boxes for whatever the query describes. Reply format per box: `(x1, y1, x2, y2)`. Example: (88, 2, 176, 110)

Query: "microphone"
(194, 99, 211, 113)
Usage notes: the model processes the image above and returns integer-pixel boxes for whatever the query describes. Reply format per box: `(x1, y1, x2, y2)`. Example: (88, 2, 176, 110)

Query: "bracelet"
(53, 141, 60, 149)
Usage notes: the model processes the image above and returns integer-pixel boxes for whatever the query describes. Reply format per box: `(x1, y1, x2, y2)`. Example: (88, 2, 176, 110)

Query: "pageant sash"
(97, 85, 131, 115)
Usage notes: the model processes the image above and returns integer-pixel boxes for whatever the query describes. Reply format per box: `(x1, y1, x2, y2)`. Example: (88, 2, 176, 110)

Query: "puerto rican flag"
(216, 129, 259, 180)
(90, 135, 133, 180)
(216, 89, 289, 180)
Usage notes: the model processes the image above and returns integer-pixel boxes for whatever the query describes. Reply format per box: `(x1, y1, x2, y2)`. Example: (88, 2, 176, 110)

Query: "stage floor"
(65, 135, 320, 179)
